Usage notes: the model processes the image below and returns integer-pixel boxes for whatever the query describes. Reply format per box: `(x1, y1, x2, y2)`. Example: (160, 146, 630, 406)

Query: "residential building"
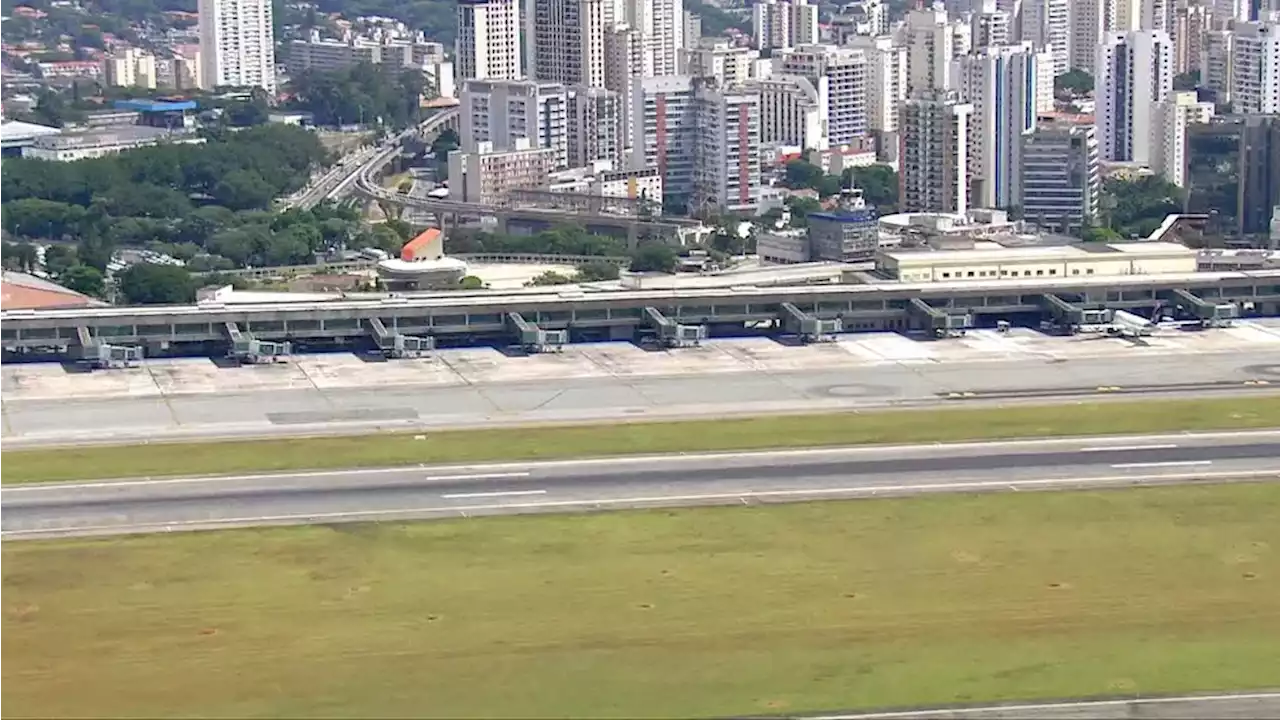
(971, 8, 1013, 49)
(650, 0, 685, 76)
(846, 34, 907, 134)
(953, 43, 1042, 209)
(106, 48, 157, 89)
(596, 167, 664, 206)
(898, 90, 974, 214)
(448, 139, 559, 205)
(776, 44, 868, 146)
(198, 0, 276, 93)
(460, 78, 569, 168)
(683, 10, 703, 48)
(749, 73, 829, 150)
(23, 126, 204, 162)
(904, 7, 955, 93)
(1201, 28, 1234, 104)
(1172, 2, 1208, 73)
(752, 0, 820, 51)
(1095, 30, 1173, 164)
(679, 38, 758, 86)
(1020, 122, 1101, 234)
(1070, 0, 1113, 73)
(1023, 0, 1071, 75)
(525, 0, 609, 87)
(628, 76, 763, 213)
(1231, 21, 1280, 113)
(287, 32, 447, 74)
(567, 85, 623, 168)
(1152, 90, 1214, 186)
(831, 0, 889, 38)
(456, 0, 523, 81)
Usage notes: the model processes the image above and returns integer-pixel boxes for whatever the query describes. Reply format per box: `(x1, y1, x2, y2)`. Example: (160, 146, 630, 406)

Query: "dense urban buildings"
(898, 90, 974, 214)
(456, 0, 523, 81)
(1095, 30, 1173, 164)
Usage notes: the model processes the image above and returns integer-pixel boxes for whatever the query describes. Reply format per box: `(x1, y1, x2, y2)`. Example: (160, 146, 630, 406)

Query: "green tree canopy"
(1055, 69, 1094, 96)
(629, 244, 678, 273)
(117, 263, 199, 305)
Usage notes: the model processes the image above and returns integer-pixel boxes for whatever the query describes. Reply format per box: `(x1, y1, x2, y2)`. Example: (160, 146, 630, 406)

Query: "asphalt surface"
(5, 431, 1279, 539)
(810, 691, 1280, 719)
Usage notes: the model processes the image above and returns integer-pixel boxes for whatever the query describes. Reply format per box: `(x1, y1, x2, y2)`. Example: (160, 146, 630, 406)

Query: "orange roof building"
(0, 271, 105, 311)
(400, 227, 444, 262)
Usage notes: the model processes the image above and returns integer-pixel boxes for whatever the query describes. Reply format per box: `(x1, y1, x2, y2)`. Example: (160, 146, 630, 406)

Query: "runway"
(6, 431, 1280, 539)
(812, 691, 1280, 719)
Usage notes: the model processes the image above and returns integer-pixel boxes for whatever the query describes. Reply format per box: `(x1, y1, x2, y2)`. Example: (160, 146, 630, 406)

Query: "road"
(5, 431, 1279, 540)
(810, 691, 1280, 719)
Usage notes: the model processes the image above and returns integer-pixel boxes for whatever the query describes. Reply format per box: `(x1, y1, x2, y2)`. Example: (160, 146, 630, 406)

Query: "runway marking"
(440, 489, 547, 499)
(3, 471, 532, 493)
(809, 691, 1280, 719)
(1081, 443, 1179, 452)
(6, 469, 1277, 539)
(1111, 460, 1213, 469)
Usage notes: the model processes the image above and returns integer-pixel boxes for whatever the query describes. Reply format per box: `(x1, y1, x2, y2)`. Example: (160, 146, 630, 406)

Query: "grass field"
(5, 483, 1280, 718)
(6, 395, 1280, 484)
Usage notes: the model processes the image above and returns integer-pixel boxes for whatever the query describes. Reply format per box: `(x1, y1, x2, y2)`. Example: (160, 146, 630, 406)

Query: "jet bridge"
(1038, 294, 1115, 334)
(367, 317, 434, 358)
(1161, 288, 1239, 328)
(76, 326, 142, 369)
(908, 298, 971, 339)
(224, 322, 291, 364)
(644, 306, 706, 348)
(780, 302, 841, 343)
(505, 312, 566, 353)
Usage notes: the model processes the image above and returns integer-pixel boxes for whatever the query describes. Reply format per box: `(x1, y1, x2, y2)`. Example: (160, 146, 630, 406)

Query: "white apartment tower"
(749, 73, 830, 149)
(846, 34, 907, 133)
(526, 0, 609, 87)
(456, 0, 523, 81)
(651, 0, 685, 75)
(1070, 0, 1115, 73)
(952, 43, 1042, 209)
(1095, 30, 1173, 164)
(628, 76, 763, 213)
(899, 90, 974, 214)
(776, 44, 869, 145)
(904, 7, 956, 94)
(198, 0, 275, 93)
(567, 85, 624, 167)
(460, 79, 570, 168)
(1023, 0, 1071, 75)
(1200, 28, 1234, 103)
(680, 38, 759, 86)
(752, 0, 820, 51)
(1152, 90, 1214, 186)
(972, 8, 1013, 50)
(1172, 3, 1208, 74)
(1231, 21, 1280, 113)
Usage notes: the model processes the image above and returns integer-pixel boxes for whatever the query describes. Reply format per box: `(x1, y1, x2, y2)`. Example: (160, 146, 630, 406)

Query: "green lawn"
(5, 483, 1280, 718)
(5, 395, 1280, 484)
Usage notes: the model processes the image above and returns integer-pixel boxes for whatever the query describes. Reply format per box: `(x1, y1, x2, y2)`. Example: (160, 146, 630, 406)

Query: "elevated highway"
(2, 270, 1278, 361)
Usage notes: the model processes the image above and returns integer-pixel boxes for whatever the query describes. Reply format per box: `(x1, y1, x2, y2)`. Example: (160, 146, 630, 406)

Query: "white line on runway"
(4, 471, 533, 492)
(8, 469, 1276, 539)
(440, 489, 547, 499)
(1081, 443, 1179, 452)
(809, 691, 1280, 719)
(1111, 460, 1213, 469)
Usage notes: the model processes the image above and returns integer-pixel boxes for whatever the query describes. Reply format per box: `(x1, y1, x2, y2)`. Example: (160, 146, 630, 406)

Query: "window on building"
(1086, 268, 1095, 274)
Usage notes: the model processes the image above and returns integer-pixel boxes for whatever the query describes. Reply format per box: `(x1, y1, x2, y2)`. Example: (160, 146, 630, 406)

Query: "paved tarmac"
(6, 431, 1279, 539)
(809, 691, 1280, 719)
(5, 325, 1280, 447)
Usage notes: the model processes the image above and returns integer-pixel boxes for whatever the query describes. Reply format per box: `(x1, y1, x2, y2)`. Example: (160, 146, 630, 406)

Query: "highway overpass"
(3, 270, 1278, 363)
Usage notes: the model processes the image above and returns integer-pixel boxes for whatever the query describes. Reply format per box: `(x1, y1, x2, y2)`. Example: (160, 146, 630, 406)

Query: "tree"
(575, 260, 621, 282)
(1173, 70, 1200, 91)
(212, 170, 276, 211)
(629, 244, 677, 273)
(1104, 176, 1185, 238)
(1054, 68, 1094, 97)
(59, 264, 105, 297)
(458, 275, 485, 289)
(1082, 224, 1123, 243)
(843, 165, 899, 211)
(527, 270, 575, 286)
(43, 244, 77, 276)
(784, 159, 825, 189)
(117, 263, 198, 305)
(2, 242, 39, 272)
(785, 196, 823, 228)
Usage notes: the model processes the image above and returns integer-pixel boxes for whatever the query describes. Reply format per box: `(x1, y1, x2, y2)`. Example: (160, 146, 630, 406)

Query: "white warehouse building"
(877, 241, 1199, 283)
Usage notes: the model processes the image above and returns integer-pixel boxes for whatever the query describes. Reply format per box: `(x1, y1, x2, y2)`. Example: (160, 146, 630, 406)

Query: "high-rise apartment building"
(903, 7, 956, 94)
(748, 73, 829, 149)
(525, 0, 609, 87)
(972, 8, 1013, 49)
(1020, 122, 1101, 235)
(1172, 3, 1208, 73)
(456, 0, 523, 81)
(106, 48, 158, 88)
(776, 44, 869, 146)
(1152, 89, 1214, 186)
(679, 38, 758, 86)
(752, 0, 819, 51)
(448, 139, 560, 205)
(1201, 28, 1234, 103)
(198, 0, 275, 93)
(650, 0, 685, 75)
(952, 43, 1042, 209)
(1023, 0, 1071, 75)
(846, 35, 907, 134)
(831, 0, 889, 39)
(460, 79, 569, 168)
(1231, 21, 1280, 113)
(683, 10, 702, 48)
(1070, 0, 1114, 72)
(628, 76, 763, 213)
(898, 90, 974, 214)
(1095, 30, 1173, 164)
(567, 85, 624, 168)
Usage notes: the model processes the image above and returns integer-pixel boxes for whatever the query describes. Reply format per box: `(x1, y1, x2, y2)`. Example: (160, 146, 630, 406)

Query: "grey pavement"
(4, 326, 1280, 447)
(5, 431, 1279, 539)
(809, 691, 1280, 719)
